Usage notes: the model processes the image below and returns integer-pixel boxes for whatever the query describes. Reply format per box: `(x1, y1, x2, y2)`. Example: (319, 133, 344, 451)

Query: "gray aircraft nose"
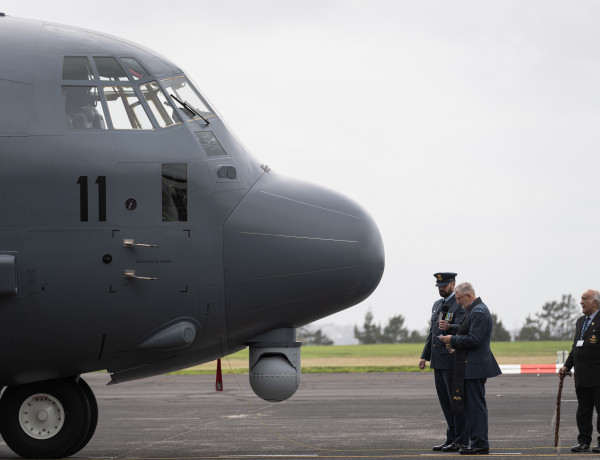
(223, 172, 385, 343)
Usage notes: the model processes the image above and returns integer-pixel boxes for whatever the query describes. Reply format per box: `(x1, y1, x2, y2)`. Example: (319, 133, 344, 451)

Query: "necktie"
(581, 316, 591, 338)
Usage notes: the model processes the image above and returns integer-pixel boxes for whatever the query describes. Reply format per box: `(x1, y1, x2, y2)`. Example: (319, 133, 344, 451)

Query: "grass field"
(172, 341, 572, 375)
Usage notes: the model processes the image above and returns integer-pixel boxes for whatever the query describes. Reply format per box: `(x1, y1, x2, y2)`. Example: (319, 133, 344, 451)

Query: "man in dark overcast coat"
(419, 272, 467, 452)
(560, 289, 600, 453)
(439, 282, 501, 455)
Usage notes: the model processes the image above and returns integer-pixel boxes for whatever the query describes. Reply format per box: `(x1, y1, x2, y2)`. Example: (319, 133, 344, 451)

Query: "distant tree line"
(353, 309, 511, 344)
(304, 294, 579, 346)
(297, 326, 334, 346)
(353, 309, 426, 344)
(516, 294, 578, 340)
(354, 295, 580, 344)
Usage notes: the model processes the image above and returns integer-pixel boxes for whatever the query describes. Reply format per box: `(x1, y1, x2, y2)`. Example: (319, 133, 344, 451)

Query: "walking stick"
(555, 371, 571, 448)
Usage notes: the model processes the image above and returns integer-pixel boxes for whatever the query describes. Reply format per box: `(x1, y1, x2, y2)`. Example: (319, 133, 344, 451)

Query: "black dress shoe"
(571, 443, 590, 452)
(433, 442, 451, 451)
(593, 445, 600, 453)
(442, 443, 463, 452)
(571, 442, 590, 452)
(459, 446, 490, 455)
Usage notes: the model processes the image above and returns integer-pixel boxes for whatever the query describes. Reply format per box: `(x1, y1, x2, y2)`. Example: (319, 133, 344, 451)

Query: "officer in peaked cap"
(435, 272, 456, 287)
(419, 272, 468, 452)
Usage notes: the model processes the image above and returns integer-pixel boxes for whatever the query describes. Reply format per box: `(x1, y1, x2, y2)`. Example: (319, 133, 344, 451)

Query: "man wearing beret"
(419, 272, 467, 452)
(559, 290, 600, 453)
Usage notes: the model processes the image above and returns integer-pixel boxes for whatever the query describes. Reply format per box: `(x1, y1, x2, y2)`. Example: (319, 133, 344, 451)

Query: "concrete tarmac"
(0, 371, 589, 459)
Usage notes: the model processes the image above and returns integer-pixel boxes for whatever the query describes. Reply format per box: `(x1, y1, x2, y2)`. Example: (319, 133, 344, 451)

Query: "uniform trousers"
(464, 378, 488, 449)
(575, 385, 600, 445)
(434, 368, 468, 444)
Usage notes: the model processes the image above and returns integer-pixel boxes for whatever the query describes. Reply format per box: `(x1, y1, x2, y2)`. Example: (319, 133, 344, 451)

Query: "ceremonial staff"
(555, 371, 571, 448)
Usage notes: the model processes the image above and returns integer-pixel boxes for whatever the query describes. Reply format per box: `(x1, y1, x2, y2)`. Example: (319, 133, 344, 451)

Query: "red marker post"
(216, 358, 223, 391)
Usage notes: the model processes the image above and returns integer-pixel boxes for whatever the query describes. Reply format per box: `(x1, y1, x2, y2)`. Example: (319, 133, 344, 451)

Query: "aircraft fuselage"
(0, 15, 384, 458)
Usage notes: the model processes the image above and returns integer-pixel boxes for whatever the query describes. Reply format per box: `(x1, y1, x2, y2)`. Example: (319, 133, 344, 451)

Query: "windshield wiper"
(170, 94, 210, 125)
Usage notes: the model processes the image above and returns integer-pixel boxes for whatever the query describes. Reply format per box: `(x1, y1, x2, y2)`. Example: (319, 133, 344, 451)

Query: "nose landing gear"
(0, 377, 98, 458)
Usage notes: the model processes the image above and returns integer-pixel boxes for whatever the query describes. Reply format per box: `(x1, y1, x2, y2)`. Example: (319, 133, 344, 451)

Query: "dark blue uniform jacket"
(450, 298, 501, 379)
(421, 294, 465, 370)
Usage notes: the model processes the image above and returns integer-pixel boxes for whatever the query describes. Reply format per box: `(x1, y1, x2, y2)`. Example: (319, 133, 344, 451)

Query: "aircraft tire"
(0, 377, 92, 459)
(63, 378, 98, 457)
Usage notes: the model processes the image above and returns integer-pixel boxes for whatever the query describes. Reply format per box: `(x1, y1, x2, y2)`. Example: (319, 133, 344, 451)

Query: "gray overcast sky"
(4, 1, 600, 335)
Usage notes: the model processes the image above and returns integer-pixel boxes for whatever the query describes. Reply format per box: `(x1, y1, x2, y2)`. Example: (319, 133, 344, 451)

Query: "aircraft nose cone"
(224, 173, 384, 342)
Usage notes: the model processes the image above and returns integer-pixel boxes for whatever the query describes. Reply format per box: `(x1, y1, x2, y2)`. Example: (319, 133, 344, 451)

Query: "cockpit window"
(61, 56, 213, 132)
(161, 76, 214, 120)
(195, 131, 227, 157)
(62, 86, 107, 130)
(103, 86, 153, 130)
(120, 57, 148, 80)
(140, 81, 181, 128)
(62, 57, 95, 81)
(94, 57, 129, 82)
(162, 164, 187, 222)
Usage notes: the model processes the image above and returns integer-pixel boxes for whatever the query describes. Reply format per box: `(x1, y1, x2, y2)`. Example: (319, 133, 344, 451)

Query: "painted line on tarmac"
(420, 454, 522, 457)
(420, 455, 522, 457)
(115, 417, 210, 420)
(96, 455, 587, 459)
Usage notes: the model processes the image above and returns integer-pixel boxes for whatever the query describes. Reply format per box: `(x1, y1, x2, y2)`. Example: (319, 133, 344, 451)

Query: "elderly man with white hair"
(560, 289, 600, 453)
(439, 282, 501, 455)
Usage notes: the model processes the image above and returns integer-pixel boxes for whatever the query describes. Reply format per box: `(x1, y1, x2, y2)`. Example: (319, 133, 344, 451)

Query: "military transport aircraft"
(0, 14, 385, 458)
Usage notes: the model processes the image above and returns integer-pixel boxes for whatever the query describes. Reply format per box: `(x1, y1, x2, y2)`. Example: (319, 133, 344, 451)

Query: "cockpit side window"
(120, 57, 148, 81)
(140, 81, 181, 128)
(62, 57, 95, 81)
(94, 57, 129, 82)
(195, 131, 227, 157)
(161, 76, 215, 121)
(62, 86, 107, 130)
(103, 86, 153, 130)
